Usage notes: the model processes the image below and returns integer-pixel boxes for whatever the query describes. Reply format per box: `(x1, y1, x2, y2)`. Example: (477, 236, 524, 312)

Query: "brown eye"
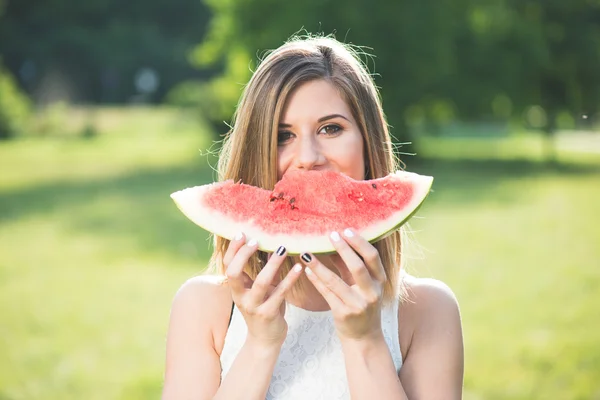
(320, 125, 341, 136)
(277, 131, 294, 145)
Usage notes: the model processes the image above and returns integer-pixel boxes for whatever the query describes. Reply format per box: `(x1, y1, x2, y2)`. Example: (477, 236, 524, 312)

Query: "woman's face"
(277, 79, 365, 181)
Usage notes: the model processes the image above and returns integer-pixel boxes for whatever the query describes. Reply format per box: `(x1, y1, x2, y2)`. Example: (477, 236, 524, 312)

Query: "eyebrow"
(278, 113, 351, 128)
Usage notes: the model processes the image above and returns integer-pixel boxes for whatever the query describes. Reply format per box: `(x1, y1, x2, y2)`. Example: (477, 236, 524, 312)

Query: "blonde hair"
(208, 34, 407, 304)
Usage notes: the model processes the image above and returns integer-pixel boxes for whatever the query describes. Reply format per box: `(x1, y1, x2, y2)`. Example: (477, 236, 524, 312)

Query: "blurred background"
(1, 0, 599, 399)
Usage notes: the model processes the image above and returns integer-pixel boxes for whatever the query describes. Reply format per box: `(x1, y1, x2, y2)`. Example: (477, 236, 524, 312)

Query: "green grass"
(0, 107, 219, 400)
(1, 107, 599, 399)
(415, 130, 600, 165)
(405, 157, 600, 400)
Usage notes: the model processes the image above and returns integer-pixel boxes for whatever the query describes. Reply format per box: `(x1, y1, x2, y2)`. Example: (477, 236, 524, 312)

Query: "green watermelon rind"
(170, 171, 433, 255)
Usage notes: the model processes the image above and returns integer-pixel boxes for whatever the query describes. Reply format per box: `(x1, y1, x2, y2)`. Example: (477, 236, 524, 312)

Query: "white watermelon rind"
(170, 171, 433, 255)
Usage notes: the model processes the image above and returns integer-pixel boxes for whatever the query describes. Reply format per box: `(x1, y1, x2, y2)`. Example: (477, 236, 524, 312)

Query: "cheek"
(276, 147, 291, 180)
(329, 133, 365, 179)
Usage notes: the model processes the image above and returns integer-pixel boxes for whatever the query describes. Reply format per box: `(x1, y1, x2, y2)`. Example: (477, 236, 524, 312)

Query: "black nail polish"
(276, 246, 286, 256)
(301, 253, 312, 263)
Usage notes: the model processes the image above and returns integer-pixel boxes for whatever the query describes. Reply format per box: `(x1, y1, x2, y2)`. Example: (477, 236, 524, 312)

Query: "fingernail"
(234, 232, 243, 241)
(301, 253, 312, 263)
(276, 246, 286, 256)
(330, 231, 341, 242)
(305, 267, 313, 276)
(343, 228, 354, 238)
(247, 239, 258, 247)
(293, 264, 303, 273)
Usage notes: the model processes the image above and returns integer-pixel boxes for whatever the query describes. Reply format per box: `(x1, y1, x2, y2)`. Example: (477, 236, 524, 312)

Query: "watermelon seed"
(278, 192, 284, 199)
(372, 183, 377, 189)
(289, 197, 296, 204)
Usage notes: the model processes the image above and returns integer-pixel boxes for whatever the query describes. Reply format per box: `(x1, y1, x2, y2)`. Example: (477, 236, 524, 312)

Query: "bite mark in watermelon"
(170, 170, 433, 254)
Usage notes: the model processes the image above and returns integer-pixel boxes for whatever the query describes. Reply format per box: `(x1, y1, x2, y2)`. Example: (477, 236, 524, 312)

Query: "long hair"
(207, 35, 407, 304)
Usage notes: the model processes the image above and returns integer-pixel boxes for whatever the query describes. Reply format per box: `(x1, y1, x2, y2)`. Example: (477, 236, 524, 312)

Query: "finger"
(300, 253, 357, 306)
(329, 231, 374, 291)
(329, 254, 355, 285)
(262, 263, 304, 313)
(248, 245, 288, 305)
(304, 265, 345, 310)
(225, 238, 258, 294)
(223, 232, 247, 267)
(340, 229, 387, 283)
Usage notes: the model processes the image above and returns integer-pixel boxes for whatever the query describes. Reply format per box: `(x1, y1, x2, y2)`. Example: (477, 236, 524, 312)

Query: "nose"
(295, 135, 324, 170)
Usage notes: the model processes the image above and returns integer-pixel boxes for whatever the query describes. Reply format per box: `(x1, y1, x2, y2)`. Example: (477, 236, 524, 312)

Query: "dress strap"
(228, 300, 235, 327)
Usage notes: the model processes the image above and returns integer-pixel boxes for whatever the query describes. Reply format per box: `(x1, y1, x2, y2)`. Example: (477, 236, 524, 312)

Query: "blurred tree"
(0, 0, 31, 140)
(192, 0, 600, 161)
(190, 0, 463, 141)
(448, 0, 600, 161)
(511, 0, 600, 162)
(0, 60, 32, 139)
(0, 0, 213, 104)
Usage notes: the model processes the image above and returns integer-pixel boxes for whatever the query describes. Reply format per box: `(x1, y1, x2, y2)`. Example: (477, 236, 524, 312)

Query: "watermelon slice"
(170, 170, 433, 254)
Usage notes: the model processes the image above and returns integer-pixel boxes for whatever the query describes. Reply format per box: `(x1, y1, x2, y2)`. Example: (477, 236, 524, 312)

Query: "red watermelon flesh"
(170, 169, 433, 254)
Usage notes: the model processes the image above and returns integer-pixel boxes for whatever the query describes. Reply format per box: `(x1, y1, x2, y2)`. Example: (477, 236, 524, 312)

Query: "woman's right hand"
(224, 233, 303, 348)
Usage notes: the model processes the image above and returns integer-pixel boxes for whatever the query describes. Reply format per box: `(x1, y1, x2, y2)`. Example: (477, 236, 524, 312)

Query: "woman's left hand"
(300, 228, 387, 342)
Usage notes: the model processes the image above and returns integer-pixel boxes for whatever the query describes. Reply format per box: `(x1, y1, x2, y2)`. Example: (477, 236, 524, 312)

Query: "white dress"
(220, 301, 403, 399)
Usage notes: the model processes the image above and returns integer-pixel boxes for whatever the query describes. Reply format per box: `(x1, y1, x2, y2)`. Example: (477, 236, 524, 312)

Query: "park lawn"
(406, 157, 600, 400)
(1, 107, 599, 399)
(0, 107, 219, 400)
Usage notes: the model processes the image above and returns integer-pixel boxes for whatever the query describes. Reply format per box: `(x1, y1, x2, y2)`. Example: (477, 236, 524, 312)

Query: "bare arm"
(161, 278, 285, 400)
(161, 276, 223, 400)
(338, 278, 464, 400)
(300, 230, 464, 400)
(162, 235, 303, 400)
(301, 229, 410, 399)
(213, 338, 282, 400)
(341, 332, 408, 399)
(398, 278, 464, 400)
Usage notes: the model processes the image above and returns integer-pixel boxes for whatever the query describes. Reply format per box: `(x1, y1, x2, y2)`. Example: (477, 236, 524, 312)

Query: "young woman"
(162, 35, 464, 400)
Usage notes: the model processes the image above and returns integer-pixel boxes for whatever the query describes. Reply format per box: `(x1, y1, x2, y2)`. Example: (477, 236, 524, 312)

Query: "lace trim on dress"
(220, 300, 403, 400)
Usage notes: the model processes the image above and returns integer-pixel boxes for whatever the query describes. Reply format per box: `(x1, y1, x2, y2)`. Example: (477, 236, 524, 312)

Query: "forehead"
(280, 80, 352, 122)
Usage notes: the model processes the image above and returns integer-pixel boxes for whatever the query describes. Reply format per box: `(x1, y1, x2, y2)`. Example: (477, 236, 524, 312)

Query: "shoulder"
(171, 274, 232, 317)
(396, 275, 464, 398)
(168, 274, 233, 351)
(163, 276, 233, 397)
(397, 274, 463, 358)
(173, 274, 231, 302)
(400, 274, 461, 322)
